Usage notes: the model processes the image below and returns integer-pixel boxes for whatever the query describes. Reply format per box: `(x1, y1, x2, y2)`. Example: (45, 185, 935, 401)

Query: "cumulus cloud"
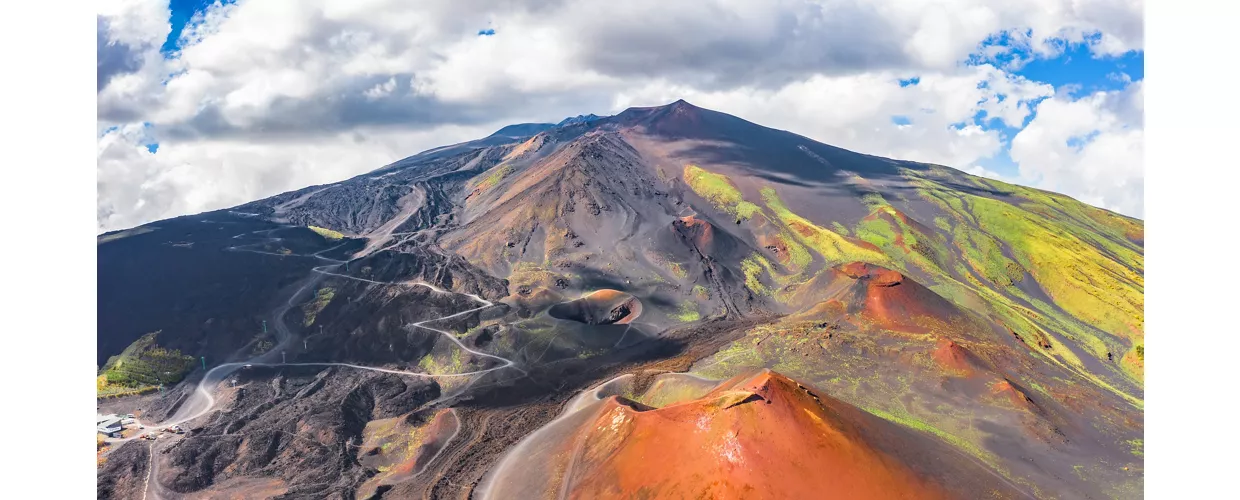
(611, 65, 1053, 169)
(97, 18, 144, 91)
(96, 122, 497, 232)
(97, 0, 1145, 232)
(1010, 80, 1144, 217)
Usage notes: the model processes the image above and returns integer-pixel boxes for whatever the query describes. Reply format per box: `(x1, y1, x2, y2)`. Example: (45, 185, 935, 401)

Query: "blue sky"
(964, 41, 1143, 177)
(885, 41, 1144, 178)
(161, 0, 233, 54)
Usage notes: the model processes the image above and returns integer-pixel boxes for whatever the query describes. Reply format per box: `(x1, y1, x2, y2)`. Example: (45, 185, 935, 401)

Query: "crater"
(547, 289, 643, 325)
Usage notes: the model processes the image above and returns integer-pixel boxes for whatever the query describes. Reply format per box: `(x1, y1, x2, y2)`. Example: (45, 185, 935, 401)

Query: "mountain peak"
(612, 98, 714, 133)
(619, 98, 697, 114)
(556, 113, 602, 126)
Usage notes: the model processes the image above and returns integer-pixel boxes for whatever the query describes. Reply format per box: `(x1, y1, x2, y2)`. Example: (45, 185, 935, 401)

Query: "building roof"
(98, 418, 124, 431)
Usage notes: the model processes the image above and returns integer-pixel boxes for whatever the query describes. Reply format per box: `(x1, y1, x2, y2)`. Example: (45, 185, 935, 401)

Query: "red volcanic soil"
(672, 215, 715, 251)
(989, 379, 1039, 412)
(833, 262, 964, 333)
(932, 338, 986, 377)
(664, 214, 747, 263)
(563, 370, 952, 500)
(549, 289, 643, 325)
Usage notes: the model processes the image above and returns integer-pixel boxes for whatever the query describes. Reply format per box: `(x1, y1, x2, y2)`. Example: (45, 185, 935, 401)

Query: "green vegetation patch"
(775, 231, 813, 271)
(419, 348, 465, 375)
(682, 164, 761, 220)
(865, 406, 991, 465)
(692, 285, 710, 301)
(473, 163, 514, 192)
(908, 170, 1147, 399)
(741, 253, 773, 296)
(931, 182, 1142, 338)
(670, 301, 701, 322)
(667, 261, 688, 280)
(760, 187, 888, 266)
(98, 331, 195, 395)
(303, 287, 336, 326)
(507, 262, 568, 291)
(308, 225, 344, 241)
(861, 206, 951, 277)
(830, 221, 851, 236)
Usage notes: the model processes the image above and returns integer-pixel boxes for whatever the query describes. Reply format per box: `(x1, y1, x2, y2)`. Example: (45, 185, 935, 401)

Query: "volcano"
(97, 100, 1143, 499)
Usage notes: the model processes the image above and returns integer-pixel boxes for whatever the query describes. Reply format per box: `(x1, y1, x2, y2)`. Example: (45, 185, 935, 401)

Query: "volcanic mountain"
(97, 100, 1143, 499)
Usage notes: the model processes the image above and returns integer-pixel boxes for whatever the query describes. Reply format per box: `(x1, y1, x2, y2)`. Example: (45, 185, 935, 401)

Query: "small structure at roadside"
(97, 414, 124, 438)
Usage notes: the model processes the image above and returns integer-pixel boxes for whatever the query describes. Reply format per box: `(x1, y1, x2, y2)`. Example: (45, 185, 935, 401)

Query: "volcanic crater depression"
(547, 289, 643, 325)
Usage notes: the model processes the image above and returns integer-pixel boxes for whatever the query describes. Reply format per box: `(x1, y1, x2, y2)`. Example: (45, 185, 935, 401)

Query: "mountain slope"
(97, 100, 1142, 499)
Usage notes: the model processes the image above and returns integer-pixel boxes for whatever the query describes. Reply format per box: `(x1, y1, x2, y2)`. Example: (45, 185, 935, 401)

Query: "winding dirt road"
(108, 224, 524, 498)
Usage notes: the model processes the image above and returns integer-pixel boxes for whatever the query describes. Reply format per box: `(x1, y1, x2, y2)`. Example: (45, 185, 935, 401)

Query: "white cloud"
(96, 0, 1145, 231)
(363, 77, 398, 100)
(610, 65, 1052, 169)
(96, 123, 495, 232)
(97, 0, 170, 48)
(1010, 81, 1144, 217)
(963, 164, 1014, 182)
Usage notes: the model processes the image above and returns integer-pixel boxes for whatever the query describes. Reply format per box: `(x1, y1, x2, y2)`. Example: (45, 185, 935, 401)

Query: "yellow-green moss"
(669, 301, 701, 322)
(741, 253, 773, 296)
(473, 163, 513, 191)
(761, 187, 888, 266)
(692, 285, 710, 300)
(303, 287, 335, 326)
(683, 164, 760, 220)
(776, 231, 813, 271)
(308, 226, 344, 241)
(865, 406, 992, 466)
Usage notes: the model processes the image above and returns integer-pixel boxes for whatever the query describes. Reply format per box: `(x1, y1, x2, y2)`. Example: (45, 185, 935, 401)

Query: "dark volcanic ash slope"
(98, 100, 1143, 499)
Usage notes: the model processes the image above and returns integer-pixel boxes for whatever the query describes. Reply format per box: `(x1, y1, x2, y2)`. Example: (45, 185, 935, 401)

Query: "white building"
(97, 413, 125, 437)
